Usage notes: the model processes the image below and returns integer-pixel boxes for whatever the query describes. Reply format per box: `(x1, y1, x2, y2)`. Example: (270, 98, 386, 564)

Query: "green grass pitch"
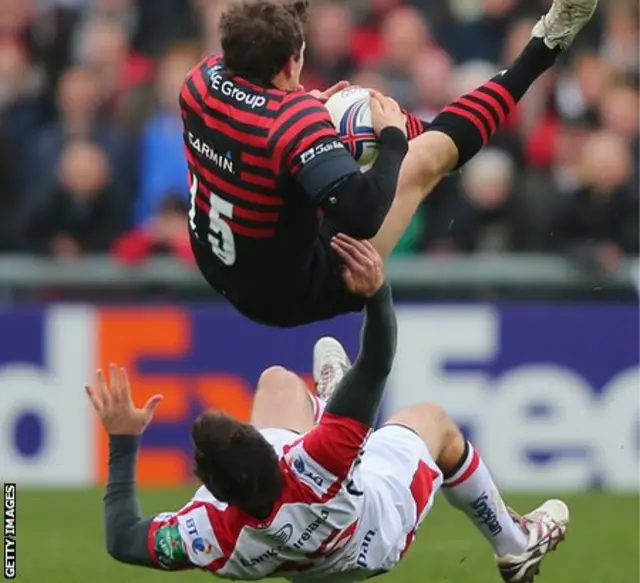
(16, 489, 638, 583)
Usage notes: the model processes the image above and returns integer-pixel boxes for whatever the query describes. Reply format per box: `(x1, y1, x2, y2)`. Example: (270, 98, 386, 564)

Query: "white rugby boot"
(531, 0, 599, 50)
(497, 499, 569, 583)
(313, 337, 351, 401)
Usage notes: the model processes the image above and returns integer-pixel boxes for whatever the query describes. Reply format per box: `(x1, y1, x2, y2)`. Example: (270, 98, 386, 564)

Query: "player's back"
(180, 55, 326, 295)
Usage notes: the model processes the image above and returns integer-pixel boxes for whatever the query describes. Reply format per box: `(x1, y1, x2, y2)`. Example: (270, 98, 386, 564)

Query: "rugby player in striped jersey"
(182, 0, 598, 327)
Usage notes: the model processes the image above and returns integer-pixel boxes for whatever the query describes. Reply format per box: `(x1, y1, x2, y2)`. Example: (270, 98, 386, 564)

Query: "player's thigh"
(385, 403, 462, 465)
(292, 224, 365, 324)
(250, 366, 315, 434)
(361, 425, 444, 536)
(370, 133, 457, 260)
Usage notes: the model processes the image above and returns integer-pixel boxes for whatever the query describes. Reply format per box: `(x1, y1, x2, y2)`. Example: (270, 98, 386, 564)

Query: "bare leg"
(370, 132, 457, 259)
(250, 366, 315, 433)
(387, 399, 570, 581)
(370, 25, 578, 259)
(386, 403, 529, 556)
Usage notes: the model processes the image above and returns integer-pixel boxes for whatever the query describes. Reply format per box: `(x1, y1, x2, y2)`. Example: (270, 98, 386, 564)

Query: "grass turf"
(15, 489, 638, 583)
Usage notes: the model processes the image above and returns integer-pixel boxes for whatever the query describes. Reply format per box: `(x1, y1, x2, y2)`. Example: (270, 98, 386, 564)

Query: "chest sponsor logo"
(188, 132, 234, 173)
(293, 509, 330, 550)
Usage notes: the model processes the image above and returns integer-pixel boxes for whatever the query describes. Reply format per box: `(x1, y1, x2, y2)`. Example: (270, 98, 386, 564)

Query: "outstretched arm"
(104, 435, 158, 567)
(86, 366, 189, 570)
(324, 235, 397, 426)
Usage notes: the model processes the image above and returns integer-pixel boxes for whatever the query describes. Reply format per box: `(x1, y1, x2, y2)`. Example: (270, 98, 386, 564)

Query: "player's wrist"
(109, 434, 141, 454)
(378, 127, 409, 152)
(367, 281, 391, 303)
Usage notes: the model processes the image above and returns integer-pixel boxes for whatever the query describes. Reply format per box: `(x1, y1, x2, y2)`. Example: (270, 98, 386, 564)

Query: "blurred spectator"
(113, 194, 192, 265)
(31, 64, 129, 201)
(411, 49, 453, 121)
(425, 149, 535, 253)
(378, 6, 432, 107)
(553, 131, 639, 270)
(555, 52, 611, 126)
(0, 39, 47, 180)
(73, 0, 139, 45)
(20, 139, 129, 256)
(599, 82, 640, 145)
(193, 0, 231, 55)
(303, 2, 355, 90)
(135, 42, 199, 226)
(600, 1, 639, 81)
(350, 0, 405, 67)
(74, 17, 153, 131)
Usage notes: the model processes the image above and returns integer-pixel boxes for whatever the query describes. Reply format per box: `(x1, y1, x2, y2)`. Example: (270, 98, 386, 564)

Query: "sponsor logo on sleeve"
(300, 140, 345, 165)
(177, 507, 223, 566)
(285, 445, 338, 497)
(154, 521, 190, 569)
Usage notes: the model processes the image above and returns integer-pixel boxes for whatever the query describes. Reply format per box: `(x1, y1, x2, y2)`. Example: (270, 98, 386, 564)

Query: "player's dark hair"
(219, 0, 309, 81)
(192, 411, 284, 518)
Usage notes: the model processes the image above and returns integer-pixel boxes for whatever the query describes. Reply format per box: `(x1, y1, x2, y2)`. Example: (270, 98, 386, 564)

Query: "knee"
(405, 133, 457, 189)
(256, 366, 293, 394)
(387, 402, 462, 450)
(255, 366, 306, 402)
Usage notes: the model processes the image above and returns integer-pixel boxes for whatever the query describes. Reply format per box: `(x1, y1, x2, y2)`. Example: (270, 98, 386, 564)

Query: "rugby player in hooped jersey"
(89, 236, 569, 583)
(182, 0, 599, 328)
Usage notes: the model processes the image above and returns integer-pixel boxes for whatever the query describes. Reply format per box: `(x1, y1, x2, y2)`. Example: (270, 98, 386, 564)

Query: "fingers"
(335, 233, 381, 267)
(143, 395, 163, 417)
(84, 385, 103, 413)
(331, 235, 373, 274)
(118, 367, 133, 405)
(369, 91, 399, 112)
(94, 369, 112, 409)
(326, 80, 349, 96)
(369, 93, 384, 115)
(109, 363, 123, 404)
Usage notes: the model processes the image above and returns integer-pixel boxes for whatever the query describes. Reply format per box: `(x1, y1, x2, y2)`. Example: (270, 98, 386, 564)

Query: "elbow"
(106, 532, 131, 563)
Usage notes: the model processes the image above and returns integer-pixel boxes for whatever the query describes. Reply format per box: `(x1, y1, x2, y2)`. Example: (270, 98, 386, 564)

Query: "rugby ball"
(325, 87, 378, 171)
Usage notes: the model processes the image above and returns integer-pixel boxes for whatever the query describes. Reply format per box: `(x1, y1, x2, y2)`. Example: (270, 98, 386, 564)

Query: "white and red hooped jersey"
(147, 412, 373, 580)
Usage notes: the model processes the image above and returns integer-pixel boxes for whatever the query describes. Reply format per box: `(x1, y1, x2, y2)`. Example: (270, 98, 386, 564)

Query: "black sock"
(428, 38, 561, 169)
(442, 440, 470, 481)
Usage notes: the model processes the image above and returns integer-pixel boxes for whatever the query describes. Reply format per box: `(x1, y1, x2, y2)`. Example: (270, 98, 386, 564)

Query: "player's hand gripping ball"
(325, 87, 379, 171)
(325, 87, 406, 172)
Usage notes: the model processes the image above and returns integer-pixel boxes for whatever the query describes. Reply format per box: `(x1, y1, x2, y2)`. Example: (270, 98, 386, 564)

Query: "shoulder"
(275, 91, 332, 122)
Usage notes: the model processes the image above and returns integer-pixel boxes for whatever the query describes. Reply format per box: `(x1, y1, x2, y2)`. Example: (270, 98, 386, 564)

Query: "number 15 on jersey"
(189, 173, 237, 266)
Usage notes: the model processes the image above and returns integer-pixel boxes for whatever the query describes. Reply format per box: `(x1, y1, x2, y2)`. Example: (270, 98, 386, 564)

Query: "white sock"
(442, 442, 528, 557)
(308, 392, 326, 424)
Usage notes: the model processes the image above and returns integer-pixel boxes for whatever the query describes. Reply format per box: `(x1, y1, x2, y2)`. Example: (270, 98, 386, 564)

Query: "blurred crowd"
(0, 0, 637, 270)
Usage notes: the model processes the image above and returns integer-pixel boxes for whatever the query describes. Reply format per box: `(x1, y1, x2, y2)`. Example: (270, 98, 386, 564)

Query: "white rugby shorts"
(260, 423, 443, 575)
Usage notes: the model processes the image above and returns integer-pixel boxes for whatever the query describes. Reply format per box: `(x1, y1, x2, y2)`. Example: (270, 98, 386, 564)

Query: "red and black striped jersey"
(180, 54, 360, 283)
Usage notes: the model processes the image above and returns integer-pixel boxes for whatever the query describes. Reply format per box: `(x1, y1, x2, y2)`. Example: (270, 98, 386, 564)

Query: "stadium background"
(0, 0, 638, 582)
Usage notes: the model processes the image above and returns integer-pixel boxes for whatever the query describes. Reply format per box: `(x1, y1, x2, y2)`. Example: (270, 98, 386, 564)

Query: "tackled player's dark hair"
(192, 411, 284, 518)
(219, 0, 309, 81)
